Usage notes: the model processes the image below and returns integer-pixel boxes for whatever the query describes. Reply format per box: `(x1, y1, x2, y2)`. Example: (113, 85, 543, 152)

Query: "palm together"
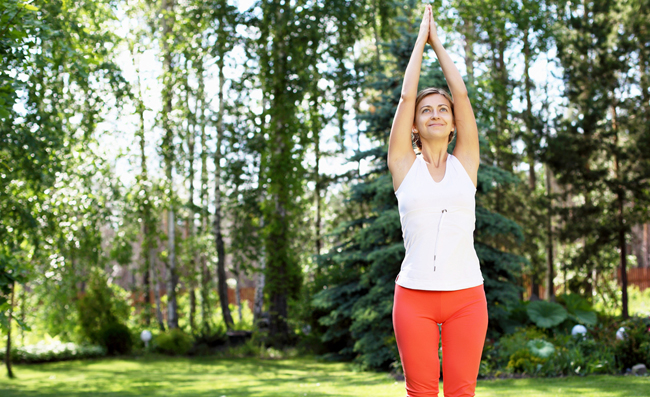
(418, 4, 440, 47)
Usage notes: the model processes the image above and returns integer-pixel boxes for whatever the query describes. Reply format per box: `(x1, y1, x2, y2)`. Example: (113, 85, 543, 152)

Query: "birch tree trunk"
(161, 0, 178, 329)
(214, 49, 234, 330)
(151, 248, 166, 331)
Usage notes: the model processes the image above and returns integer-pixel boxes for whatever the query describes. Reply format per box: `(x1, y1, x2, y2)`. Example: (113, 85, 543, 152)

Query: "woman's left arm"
(428, 8, 479, 184)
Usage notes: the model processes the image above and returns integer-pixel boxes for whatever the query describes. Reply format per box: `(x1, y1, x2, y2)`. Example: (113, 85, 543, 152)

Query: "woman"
(388, 5, 487, 397)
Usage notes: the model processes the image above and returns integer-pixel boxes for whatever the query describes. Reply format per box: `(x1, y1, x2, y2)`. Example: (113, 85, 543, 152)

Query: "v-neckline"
(421, 154, 450, 185)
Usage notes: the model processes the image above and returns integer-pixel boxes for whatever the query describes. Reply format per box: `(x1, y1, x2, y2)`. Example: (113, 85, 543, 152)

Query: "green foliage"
(100, 323, 133, 356)
(153, 329, 194, 356)
(0, 342, 105, 364)
(527, 301, 568, 329)
(613, 316, 650, 371)
(558, 293, 598, 326)
(527, 339, 555, 359)
(507, 348, 545, 374)
(77, 270, 131, 346)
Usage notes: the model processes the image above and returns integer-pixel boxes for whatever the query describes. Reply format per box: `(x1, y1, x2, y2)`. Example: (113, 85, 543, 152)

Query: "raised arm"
(428, 7, 480, 184)
(387, 6, 431, 191)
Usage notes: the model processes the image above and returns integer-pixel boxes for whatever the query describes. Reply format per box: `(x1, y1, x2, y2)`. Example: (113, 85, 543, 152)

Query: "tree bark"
(214, 49, 234, 330)
(197, 50, 211, 335)
(187, 90, 197, 334)
(235, 264, 242, 323)
(5, 281, 15, 379)
(312, 92, 322, 257)
(161, 0, 178, 329)
(522, 28, 541, 300)
(462, 16, 475, 89)
(545, 165, 555, 301)
(612, 104, 628, 319)
(151, 247, 166, 331)
(254, 217, 266, 326)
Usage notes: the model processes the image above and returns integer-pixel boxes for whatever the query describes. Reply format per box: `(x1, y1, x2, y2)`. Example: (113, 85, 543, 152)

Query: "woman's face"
(413, 94, 454, 143)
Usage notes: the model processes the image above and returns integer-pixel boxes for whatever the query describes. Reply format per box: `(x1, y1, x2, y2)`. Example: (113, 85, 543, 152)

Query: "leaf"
(527, 301, 568, 328)
(18, 2, 39, 11)
(558, 293, 597, 325)
(559, 293, 591, 313)
(573, 309, 597, 326)
(527, 339, 555, 359)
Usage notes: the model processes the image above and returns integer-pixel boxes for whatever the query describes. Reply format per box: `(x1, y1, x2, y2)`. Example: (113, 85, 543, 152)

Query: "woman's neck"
(420, 142, 449, 168)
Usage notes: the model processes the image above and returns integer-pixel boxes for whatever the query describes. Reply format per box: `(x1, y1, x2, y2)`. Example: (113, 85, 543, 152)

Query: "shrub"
(614, 316, 650, 371)
(0, 341, 105, 364)
(490, 327, 546, 369)
(77, 269, 130, 345)
(154, 328, 194, 355)
(507, 349, 545, 374)
(100, 322, 133, 355)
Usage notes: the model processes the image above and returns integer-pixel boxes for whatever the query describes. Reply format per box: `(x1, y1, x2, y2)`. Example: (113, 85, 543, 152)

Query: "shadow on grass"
(0, 356, 394, 397)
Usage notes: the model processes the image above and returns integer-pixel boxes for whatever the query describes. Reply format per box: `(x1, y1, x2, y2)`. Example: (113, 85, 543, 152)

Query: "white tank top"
(394, 153, 484, 291)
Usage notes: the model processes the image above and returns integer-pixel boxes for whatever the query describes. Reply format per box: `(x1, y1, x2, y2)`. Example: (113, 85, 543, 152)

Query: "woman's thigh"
(393, 285, 442, 397)
(440, 285, 488, 397)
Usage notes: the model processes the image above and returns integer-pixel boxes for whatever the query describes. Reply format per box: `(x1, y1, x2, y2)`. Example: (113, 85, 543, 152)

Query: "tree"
(1, 0, 127, 376)
(546, 0, 650, 317)
(253, 0, 323, 345)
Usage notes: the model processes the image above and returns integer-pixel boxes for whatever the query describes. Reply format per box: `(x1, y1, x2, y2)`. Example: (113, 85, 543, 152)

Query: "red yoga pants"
(393, 284, 488, 397)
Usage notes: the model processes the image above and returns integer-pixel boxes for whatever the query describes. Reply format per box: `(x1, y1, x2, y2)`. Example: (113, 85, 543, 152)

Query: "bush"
(614, 315, 650, 371)
(0, 341, 105, 364)
(154, 328, 194, 355)
(100, 322, 133, 355)
(77, 269, 131, 345)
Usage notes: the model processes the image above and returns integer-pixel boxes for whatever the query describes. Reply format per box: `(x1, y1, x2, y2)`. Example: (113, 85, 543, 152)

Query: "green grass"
(0, 356, 648, 396)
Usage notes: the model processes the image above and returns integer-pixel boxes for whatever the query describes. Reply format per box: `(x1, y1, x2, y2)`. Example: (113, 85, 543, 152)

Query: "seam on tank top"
(433, 209, 447, 271)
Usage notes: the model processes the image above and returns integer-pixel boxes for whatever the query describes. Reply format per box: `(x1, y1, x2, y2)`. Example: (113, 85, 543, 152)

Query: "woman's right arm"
(388, 5, 431, 191)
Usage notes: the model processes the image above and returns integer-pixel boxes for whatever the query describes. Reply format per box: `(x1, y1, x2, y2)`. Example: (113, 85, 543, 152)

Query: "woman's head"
(412, 87, 455, 150)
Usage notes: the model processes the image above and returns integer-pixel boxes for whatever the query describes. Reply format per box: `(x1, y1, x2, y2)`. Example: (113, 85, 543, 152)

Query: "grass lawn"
(0, 355, 648, 396)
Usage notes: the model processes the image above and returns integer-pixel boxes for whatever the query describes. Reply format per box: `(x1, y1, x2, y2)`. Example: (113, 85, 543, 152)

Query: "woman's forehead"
(419, 94, 451, 108)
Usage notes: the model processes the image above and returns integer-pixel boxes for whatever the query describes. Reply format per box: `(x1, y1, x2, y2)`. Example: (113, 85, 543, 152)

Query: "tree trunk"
(612, 104, 628, 319)
(143, 224, 152, 326)
(5, 281, 15, 379)
(545, 165, 555, 301)
(188, 94, 197, 334)
(312, 92, 322, 257)
(197, 52, 211, 335)
(132, 37, 152, 326)
(254, 217, 266, 326)
(189, 288, 196, 333)
(522, 28, 540, 300)
(235, 264, 242, 323)
(161, 0, 178, 329)
(151, 247, 166, 331)
(462, 17, 475, 89)
(214, 51, 234, 330)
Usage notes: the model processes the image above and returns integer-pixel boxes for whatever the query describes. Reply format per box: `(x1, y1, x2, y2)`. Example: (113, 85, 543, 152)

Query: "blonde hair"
(412, 87, 455, 150)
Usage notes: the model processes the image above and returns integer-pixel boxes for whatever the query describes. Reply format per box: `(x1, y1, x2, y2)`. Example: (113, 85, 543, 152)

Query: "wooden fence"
(526, 267, 650, 299)
(621, 267, 650, 291)
(227, 287, 255, 311)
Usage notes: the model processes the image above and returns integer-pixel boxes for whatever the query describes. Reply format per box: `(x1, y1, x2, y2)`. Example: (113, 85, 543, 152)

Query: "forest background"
(2, 0, 650, 377)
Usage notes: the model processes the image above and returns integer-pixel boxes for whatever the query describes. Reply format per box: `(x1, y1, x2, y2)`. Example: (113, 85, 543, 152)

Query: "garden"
(3, 0, 650, 394)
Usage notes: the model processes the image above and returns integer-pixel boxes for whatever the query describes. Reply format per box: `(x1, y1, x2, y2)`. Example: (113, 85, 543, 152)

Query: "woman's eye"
(441, 108, 448, 112)
(423, 109, 429, 113)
